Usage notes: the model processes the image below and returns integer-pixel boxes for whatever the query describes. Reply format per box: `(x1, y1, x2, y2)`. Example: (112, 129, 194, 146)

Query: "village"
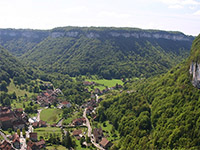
(0, 80, 123, 150)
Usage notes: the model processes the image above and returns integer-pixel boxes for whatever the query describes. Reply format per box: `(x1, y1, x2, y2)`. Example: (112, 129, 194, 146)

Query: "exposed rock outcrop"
(189, 62, 200, 88)
(50, 29, 193, 41)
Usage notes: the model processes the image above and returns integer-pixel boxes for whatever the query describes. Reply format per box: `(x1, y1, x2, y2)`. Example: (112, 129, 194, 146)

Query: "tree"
(80, 137, 85, 146)
(8, 128, 13, 134)
(17, 129, 20, 137)
(22, 128, 26, 137)
(62, 131, 74, 148)
(11, 92, 17, 99)
(0, 81, 8, 92)
(86, 135, 91, 143)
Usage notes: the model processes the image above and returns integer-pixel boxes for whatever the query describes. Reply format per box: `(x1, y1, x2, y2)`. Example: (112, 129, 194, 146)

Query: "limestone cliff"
(189, 62, 200, 88)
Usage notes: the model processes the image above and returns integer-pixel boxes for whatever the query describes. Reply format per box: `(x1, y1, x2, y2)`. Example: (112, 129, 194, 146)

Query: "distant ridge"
(0, 27, 194, 79)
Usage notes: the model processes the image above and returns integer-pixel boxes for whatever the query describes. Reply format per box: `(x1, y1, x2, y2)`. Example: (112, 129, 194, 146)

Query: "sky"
(0, 0, 199, 36)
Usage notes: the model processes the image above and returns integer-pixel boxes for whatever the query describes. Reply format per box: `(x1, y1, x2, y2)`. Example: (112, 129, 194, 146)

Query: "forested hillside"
(0, 29, 49, 56)
(0, 46, 36, 90)
(22, 27, 194, 79)
(97, 34, 200, 149)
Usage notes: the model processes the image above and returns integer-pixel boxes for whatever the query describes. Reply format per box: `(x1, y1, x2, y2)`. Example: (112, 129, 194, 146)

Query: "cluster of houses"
(72, 117, 86, 126)
(0, 106, 28, 131)
(0, 133, 21, 149)
(0, 140, 14, 150)
(93, 127, 112, 149)
(32, 120, 47, 128)
(36, 89, 72, 109)
(0, 132, 45, 150)
(27, 132, 45, 150)
(36, 89, 61, 107)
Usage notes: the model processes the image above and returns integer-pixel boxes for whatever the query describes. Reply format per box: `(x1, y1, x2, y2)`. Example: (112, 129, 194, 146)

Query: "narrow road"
(56, 118, 64, 127)
(20, 132, 27, 150)
(0, 130, 9, 141)
(37, 109, 43, 122)
(83, 108, 105, 150)
(83, 108, 92, 137)
(95, 94, 99, 102)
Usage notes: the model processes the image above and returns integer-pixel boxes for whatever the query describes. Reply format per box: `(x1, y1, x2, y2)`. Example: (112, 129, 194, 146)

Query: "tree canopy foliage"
(97, 34, 200, 149)
(21, 27, 193, 79)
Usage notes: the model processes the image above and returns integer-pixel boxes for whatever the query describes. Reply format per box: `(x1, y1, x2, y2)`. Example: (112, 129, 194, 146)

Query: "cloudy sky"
(0, 0, 199, 35)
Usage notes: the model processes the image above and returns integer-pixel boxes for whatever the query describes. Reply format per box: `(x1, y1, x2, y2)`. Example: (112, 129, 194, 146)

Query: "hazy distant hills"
(0, 27, 194, 78)
(0, 29, 49, 56)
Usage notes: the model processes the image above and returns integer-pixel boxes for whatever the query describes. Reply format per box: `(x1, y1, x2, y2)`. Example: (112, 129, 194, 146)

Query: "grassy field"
(46, 145, 67, 150)
(87, 79, 123, 87)
(63, 110, 83, 126)
(11, 99, 40, 109)
(34, 127, 62, 140)
(7, 79, 34, 97)
(94, 121, 120, 142)
(40, 108, 62, 124)
(63, 117, 73, 125)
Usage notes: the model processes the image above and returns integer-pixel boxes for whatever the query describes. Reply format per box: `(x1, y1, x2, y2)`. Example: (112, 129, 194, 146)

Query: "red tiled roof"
(44, 92, 50, 97)
(0, 140, 13, 150)
(61, 101, 70, 105)
(100, 138, 110, 147)
(12, 133, 20, 143)
(15, 108, 23, 112)
(73, 130, 82, 136)
(0, 116, 14, 122)
(32, 122, 38, 127)
(35, 139, 45, 147)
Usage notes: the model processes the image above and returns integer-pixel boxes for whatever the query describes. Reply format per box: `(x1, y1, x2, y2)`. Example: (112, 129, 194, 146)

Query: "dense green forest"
(21, 27, 193, 79)
(97, 34, 200, 149)
(0, 46, 36, 87)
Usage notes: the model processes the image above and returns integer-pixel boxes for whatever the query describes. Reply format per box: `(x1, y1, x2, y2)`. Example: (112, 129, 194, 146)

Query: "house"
(32, 120, 47, 128)
(100, 138, 112, 149)
(73, 130, 82, 140)
(0, 140, 14, 150)
(72, 118, 86, 126)
(32, 122, 38, 128)
(0, 106, 27, 130)
(93, 128, 103, 143)
(59, 101, 71, 108)
(30, 132, 38, 142)
(12, 133, 20, 149)
(94, 88, 101, 94)
(27, 139, 45, 150)
(39, 120, 47, 127)
(83, 81, 95, 86)
(86, 106, 94, 115)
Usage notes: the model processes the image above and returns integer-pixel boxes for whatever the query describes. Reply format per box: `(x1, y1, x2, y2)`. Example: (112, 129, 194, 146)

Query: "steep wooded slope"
(22, 27, 194, 79)
(0, 46, 34, 85)
(97, 34, 200, 149)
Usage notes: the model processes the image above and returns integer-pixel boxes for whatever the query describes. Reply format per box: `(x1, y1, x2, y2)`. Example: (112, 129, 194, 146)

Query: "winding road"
(83, 108, 105, 150)
(0, 130, 9, 142)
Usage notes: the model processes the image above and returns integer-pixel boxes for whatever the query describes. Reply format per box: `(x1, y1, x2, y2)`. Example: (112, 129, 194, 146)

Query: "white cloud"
(193, 10, 200, 15)
(98, 11, 131, 19)
(168, 4, 183, 9)
(155, 0, 200, 9)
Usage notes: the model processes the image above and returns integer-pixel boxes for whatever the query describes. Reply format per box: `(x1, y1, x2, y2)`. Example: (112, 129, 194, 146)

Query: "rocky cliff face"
(50, 29, 194, 42)
(189, 62, 200, 88)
